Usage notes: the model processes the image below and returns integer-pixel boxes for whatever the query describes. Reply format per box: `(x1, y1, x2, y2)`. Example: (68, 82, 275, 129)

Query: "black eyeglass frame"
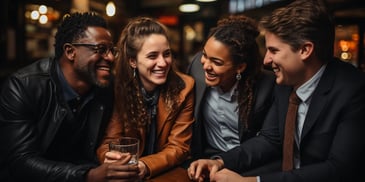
(69, 43, 119, 57)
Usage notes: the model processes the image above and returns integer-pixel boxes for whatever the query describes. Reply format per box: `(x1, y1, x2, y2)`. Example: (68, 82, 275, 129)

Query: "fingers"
(194, 163, 204, 180)
(209, 164, 220, 180)
(187, 161, 199, 180)
(187, 164, 194, 180)
(118, 154, 132, 164)
(188, 160, 210, 181)
(105, 152, 132, 164)
(89, 163, 139, 182)
(137, 161, 148, 179)
(105, 163, 139, 180)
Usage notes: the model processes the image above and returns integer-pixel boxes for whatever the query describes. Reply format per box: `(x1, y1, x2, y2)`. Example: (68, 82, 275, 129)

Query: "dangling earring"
(133, 68, 136, 78)
(236, 72, 242, 81)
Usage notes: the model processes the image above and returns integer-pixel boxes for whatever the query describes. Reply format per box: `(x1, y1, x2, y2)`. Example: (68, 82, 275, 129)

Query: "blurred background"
(1, 0, 364, 85)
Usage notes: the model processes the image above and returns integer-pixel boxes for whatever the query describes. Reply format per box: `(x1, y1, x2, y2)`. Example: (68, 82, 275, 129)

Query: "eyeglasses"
(70, 43, 119, 57)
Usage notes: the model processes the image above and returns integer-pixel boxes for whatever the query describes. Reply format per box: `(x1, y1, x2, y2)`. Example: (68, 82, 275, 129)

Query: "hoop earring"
(236, 72, 242, 81)
(133, 68, 136, 78)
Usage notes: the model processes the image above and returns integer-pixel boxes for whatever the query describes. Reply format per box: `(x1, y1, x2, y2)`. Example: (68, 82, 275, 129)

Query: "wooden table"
(146, 167, 191, 182)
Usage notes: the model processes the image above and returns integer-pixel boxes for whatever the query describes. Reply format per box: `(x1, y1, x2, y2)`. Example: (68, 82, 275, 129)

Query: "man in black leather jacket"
(0, 12, 137, 182)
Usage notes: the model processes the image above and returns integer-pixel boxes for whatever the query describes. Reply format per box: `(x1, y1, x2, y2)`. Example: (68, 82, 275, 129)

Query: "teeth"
(98, 67, 110, 71)
(152, 70, 165, 74)
(207, 72, 215, 77)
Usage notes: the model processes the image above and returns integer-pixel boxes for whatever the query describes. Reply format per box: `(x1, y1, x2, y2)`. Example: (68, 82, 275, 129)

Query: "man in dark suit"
(187, 0, 365, 181)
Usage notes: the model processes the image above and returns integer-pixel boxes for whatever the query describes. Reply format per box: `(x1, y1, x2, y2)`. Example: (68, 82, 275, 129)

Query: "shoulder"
(174, 72, 195, 100)
(8, 58, 54, 92)
(257, 69, 276, 85)
(190, 52, 202, 65)
(176, 71, 195, 90)
(13, 58, 52, 78)
(330, 58, 364, 78)
(251, 69, 277, 110)
(6, 58, 54, 90)
(186, 52, 203, 74)
(0, 58, 56, 110)
(326, 58, 365, 87)
(255, 69, 276, 94)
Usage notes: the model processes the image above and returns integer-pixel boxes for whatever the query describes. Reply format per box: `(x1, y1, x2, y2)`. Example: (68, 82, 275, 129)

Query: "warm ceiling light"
(38, 5, 47, 14)
(30, 10, 40, 20)
(106, 1, 116, 17)
(196, 0, 216, 2)
(179, 3, 200, 13)
(39, 14, 48, 24)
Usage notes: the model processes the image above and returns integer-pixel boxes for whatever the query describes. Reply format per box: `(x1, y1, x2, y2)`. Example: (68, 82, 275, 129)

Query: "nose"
(103, 50, 116, 63)
(201, 57, 211, 70)
(263, 52, 272, 66)
(156, 55, 168, 67)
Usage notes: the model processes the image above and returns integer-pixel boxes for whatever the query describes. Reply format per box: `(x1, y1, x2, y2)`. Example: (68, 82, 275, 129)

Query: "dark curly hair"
(54, 12, 107, 59)
(114, 17, 185, 133)
(207, 14, 262, 128)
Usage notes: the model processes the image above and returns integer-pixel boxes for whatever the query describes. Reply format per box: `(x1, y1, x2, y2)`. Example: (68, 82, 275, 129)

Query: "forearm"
(1, 121, 94, 181)
(10, 155, 95, 181)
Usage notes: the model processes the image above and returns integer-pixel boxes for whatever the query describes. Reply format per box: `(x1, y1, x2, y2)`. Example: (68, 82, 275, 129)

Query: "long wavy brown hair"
(114, 17, 185, 134)
(208, 15, 262, 128)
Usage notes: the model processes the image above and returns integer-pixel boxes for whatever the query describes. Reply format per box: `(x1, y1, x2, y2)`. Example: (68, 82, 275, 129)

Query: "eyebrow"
(203, 49, 224, 63)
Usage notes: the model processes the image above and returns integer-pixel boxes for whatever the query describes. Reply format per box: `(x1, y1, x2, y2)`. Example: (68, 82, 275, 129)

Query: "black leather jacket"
(186, 52, 276, 159)
(0, 58, 113, 182)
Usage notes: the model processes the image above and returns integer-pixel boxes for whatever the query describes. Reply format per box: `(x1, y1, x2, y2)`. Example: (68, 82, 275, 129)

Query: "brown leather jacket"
(97, 72, 195, 178)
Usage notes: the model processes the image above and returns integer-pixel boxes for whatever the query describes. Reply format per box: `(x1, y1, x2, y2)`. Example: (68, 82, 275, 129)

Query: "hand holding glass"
(109, 137, 139, 165)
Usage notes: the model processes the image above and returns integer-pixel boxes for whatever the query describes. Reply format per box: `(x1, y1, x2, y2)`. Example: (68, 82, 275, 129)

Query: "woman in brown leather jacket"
(96, 17, 195, 180)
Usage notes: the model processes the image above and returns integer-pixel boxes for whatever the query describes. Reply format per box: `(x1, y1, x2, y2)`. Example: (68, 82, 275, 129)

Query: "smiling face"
(263, 32, 306, 89)
(130, 34, 172, 92)
(201, 37, 246, 92)
(71, 26, 115, 88)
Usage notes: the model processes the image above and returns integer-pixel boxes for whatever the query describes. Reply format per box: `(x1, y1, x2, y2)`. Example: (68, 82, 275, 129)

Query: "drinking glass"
(109, 137, 139, 165)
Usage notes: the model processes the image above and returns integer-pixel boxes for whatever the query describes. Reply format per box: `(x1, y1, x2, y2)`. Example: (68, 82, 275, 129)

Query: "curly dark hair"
(207, 14, 262, 128)
(114, 17, 185, 133)
(54, 12, 107, 59)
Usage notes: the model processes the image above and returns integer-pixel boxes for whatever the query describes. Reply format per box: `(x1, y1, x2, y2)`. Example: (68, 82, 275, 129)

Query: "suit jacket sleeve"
(219, 85, 283, 172)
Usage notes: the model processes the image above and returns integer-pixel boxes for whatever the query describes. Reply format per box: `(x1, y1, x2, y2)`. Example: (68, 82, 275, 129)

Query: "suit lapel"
(194, 58, 207, 117)
(301, 62, 336, 140)
(279, 87, 292, 136)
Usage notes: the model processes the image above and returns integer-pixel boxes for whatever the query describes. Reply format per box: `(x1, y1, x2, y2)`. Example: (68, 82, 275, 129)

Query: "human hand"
(137, 161, 149, 179)
(86, 159, 139, 182)
(187, 159, 224, 182)
(104, 151, 131, 163)
(210, 168, 256, 182)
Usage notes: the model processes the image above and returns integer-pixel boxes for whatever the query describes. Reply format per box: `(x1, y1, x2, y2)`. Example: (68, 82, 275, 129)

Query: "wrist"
(86, 168, 95, 182)
(140, 161, 150, 178)
(210, 155, 224, 170)
(216, 158, 224, 170)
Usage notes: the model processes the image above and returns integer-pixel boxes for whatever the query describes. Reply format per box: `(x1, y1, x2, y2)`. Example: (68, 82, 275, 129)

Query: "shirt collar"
(211, 81, 239, 102)
(296, 64, 327, 102)
(56, 62, 80, 102)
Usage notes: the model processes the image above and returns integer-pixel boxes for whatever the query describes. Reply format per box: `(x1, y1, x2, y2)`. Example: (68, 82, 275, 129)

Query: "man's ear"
(63, 43, 75, 61)
(300, 41, 314, 60)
